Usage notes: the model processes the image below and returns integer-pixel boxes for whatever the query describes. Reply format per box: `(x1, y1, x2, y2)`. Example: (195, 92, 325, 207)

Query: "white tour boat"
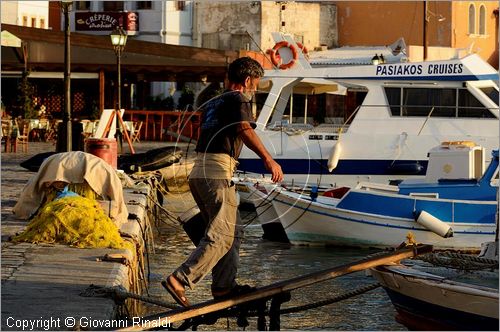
(237, 33, 499, 191)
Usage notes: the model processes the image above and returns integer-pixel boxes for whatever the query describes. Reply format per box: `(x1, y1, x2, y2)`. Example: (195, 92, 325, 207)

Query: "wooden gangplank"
(119, 244, 433, 331)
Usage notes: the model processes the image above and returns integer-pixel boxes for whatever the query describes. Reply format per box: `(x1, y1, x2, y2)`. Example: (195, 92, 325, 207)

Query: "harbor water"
(145, 191, 406, 331)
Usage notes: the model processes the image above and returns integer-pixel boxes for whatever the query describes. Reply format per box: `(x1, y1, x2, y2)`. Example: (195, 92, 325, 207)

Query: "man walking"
(163, 57, 283, 306)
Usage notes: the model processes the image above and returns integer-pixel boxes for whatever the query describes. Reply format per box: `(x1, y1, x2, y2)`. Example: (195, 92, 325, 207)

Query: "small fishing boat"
(118, 146, 182, 173)
(370, 242, 499, 331)
(269, 142, 498, 250)
(19, 146, 182, 174)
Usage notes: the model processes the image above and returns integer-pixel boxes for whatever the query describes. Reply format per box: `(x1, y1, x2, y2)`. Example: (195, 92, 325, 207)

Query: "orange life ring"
(268, 41, 298, 70)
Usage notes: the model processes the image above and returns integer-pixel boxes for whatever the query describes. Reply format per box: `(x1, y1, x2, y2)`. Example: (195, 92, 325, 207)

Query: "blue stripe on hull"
(274, 196, 496, 235)
(238, 158, 428, 176)
(384, 288, 499, 331)
(336, 191, 496, 223)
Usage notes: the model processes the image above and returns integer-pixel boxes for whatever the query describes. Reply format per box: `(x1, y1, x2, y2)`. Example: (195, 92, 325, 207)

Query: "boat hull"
(235, 180, 290, 242)
(271, 190, 496, 250)
(371, 265, 499, 331)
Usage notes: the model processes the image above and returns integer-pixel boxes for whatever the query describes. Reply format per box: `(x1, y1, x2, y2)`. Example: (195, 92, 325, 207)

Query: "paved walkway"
(1, 141, 190, 330)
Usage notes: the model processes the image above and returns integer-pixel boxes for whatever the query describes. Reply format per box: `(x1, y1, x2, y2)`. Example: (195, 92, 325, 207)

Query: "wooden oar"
(118, 244, 432, 331)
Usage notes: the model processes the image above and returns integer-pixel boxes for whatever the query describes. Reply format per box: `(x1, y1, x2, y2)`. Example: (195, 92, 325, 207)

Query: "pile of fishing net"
(13, 183, 133, 251)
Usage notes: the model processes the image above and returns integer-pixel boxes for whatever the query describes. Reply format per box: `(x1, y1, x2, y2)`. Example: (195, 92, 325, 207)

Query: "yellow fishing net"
(14, 187, 133, 251)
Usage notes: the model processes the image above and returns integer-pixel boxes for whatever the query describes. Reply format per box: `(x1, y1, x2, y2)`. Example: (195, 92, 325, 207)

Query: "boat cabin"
(254, 69, 499, 135)
(398, 144, 498, 201)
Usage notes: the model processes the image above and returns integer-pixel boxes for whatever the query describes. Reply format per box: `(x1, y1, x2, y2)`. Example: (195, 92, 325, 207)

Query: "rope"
(81, 281, 380, 320)
(80, 284, 179, 310)
(441, 252, 498, 265)
(278, 282, 380, 315)
(180, 282, 382, 330)
(418, 252, 499, 271)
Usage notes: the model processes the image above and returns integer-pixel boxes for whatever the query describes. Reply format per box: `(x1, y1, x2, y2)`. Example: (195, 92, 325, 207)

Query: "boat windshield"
(256, 89, 368, 129)
(479, 86, 499, 106)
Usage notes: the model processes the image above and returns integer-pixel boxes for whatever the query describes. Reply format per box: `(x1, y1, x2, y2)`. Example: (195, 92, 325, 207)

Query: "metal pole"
(423, 0, 428, 61)
(63, 3, 72, 151)
(116, 48, 122, 153)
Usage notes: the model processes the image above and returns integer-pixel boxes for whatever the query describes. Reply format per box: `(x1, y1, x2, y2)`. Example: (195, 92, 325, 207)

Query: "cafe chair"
(1, 120, 12, 152)
(131, 121, 143, 143)
(15, 119, 29, 153)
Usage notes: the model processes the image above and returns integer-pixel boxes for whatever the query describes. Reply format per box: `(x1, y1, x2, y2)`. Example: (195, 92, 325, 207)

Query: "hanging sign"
(75, 12, 139, 32)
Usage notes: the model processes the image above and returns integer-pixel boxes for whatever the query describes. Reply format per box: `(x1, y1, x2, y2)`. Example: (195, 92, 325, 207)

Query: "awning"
(1, 24, 242, 82)
(1, 30, 22, 47)
(2, 71, 99, 79)
(259, 77, 345, 95)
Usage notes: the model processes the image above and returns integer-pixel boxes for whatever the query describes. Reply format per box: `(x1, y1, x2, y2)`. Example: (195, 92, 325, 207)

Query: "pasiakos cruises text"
(376, 63, 464, 76)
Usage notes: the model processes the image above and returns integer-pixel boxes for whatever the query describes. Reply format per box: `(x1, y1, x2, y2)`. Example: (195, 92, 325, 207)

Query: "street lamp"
(61, 0, 73, 152)
(110, 26, 127, 152)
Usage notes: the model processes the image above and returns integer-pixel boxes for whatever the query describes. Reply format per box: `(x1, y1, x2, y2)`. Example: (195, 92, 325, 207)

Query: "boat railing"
(266, 121, 347, 135)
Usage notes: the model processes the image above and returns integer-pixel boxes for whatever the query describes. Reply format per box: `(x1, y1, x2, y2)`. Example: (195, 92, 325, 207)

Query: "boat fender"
(267, 41, 298, 70)
(310, 186, 319, 201)
(414, 210, 453, 238)
(327, 142, 342, 172)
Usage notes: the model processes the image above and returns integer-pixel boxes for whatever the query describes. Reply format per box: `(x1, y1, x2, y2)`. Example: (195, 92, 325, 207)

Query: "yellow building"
(335, 1, 498, 68)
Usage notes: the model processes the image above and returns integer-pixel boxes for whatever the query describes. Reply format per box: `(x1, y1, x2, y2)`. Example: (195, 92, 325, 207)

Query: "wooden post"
(99, 69, 105, 114)
(118, 244, 432, 331)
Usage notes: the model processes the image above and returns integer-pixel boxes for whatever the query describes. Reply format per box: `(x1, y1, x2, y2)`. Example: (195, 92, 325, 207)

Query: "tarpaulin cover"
(13, 151, 128, 226)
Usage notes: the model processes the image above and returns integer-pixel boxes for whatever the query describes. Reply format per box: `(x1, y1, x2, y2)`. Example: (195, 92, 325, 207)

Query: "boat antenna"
(245, 30, 275, 68)
(417, 106, 436, 136)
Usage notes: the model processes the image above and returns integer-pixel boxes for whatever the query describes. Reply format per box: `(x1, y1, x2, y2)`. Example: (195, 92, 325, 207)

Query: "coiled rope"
(418, 251, 499, 271)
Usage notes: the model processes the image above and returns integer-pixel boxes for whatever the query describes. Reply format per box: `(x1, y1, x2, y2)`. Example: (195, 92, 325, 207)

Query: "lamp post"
(61, 0, 73, 151)
(110, 26, 127, 152)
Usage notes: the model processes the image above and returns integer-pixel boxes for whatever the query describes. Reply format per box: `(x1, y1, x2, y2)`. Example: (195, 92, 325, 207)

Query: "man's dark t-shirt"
(195, 90, 256, 159)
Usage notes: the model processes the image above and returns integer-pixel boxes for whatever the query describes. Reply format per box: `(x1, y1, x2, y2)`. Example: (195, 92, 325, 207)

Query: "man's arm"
(237, 121, 283, 183)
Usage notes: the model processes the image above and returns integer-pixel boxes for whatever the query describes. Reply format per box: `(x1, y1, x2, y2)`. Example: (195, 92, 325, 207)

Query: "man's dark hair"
(227, 57, 264, 85)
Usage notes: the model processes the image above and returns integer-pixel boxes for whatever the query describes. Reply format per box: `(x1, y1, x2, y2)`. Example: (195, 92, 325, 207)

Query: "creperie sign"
(75, 12, 138, 31)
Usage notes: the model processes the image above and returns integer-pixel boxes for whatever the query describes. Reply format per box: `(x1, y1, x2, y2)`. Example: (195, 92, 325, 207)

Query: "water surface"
(145, 211, 405, 331)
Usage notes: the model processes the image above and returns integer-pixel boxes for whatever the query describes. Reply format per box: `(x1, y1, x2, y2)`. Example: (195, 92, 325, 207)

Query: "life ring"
(268, 41, 298, 70)
(296, 42, 309, 58)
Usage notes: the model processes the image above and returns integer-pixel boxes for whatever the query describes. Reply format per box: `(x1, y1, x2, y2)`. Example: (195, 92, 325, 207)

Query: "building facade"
(193, 1, 338, 53)
(1, 0, 49, 28)
(335, 1, 498, 67)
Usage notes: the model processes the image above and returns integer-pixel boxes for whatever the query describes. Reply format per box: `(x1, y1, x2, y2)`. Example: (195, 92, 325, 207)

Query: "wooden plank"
(119, 244, 433, 331)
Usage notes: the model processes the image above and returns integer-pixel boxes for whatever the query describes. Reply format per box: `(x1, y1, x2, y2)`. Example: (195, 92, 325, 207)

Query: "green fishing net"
(14, 189, 133, 251)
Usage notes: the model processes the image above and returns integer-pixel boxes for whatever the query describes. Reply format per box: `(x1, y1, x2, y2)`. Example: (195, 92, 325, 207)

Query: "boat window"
(385, 87, 495, 118)
(402, 88, 456, 117)
(385, 87, 401, 116)
(479, 87, 499, 106)
(409, 193, 439, 198)
(255, 91, 269, 120)
(458, 89, 496, 118)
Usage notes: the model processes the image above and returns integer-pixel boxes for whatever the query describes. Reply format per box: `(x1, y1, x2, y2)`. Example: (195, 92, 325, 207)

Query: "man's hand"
(263, 157, 283, 183)
(238, 121, 284, 183)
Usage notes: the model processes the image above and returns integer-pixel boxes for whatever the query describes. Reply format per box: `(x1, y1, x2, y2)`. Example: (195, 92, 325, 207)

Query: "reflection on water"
(146, 213, 405, 331)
